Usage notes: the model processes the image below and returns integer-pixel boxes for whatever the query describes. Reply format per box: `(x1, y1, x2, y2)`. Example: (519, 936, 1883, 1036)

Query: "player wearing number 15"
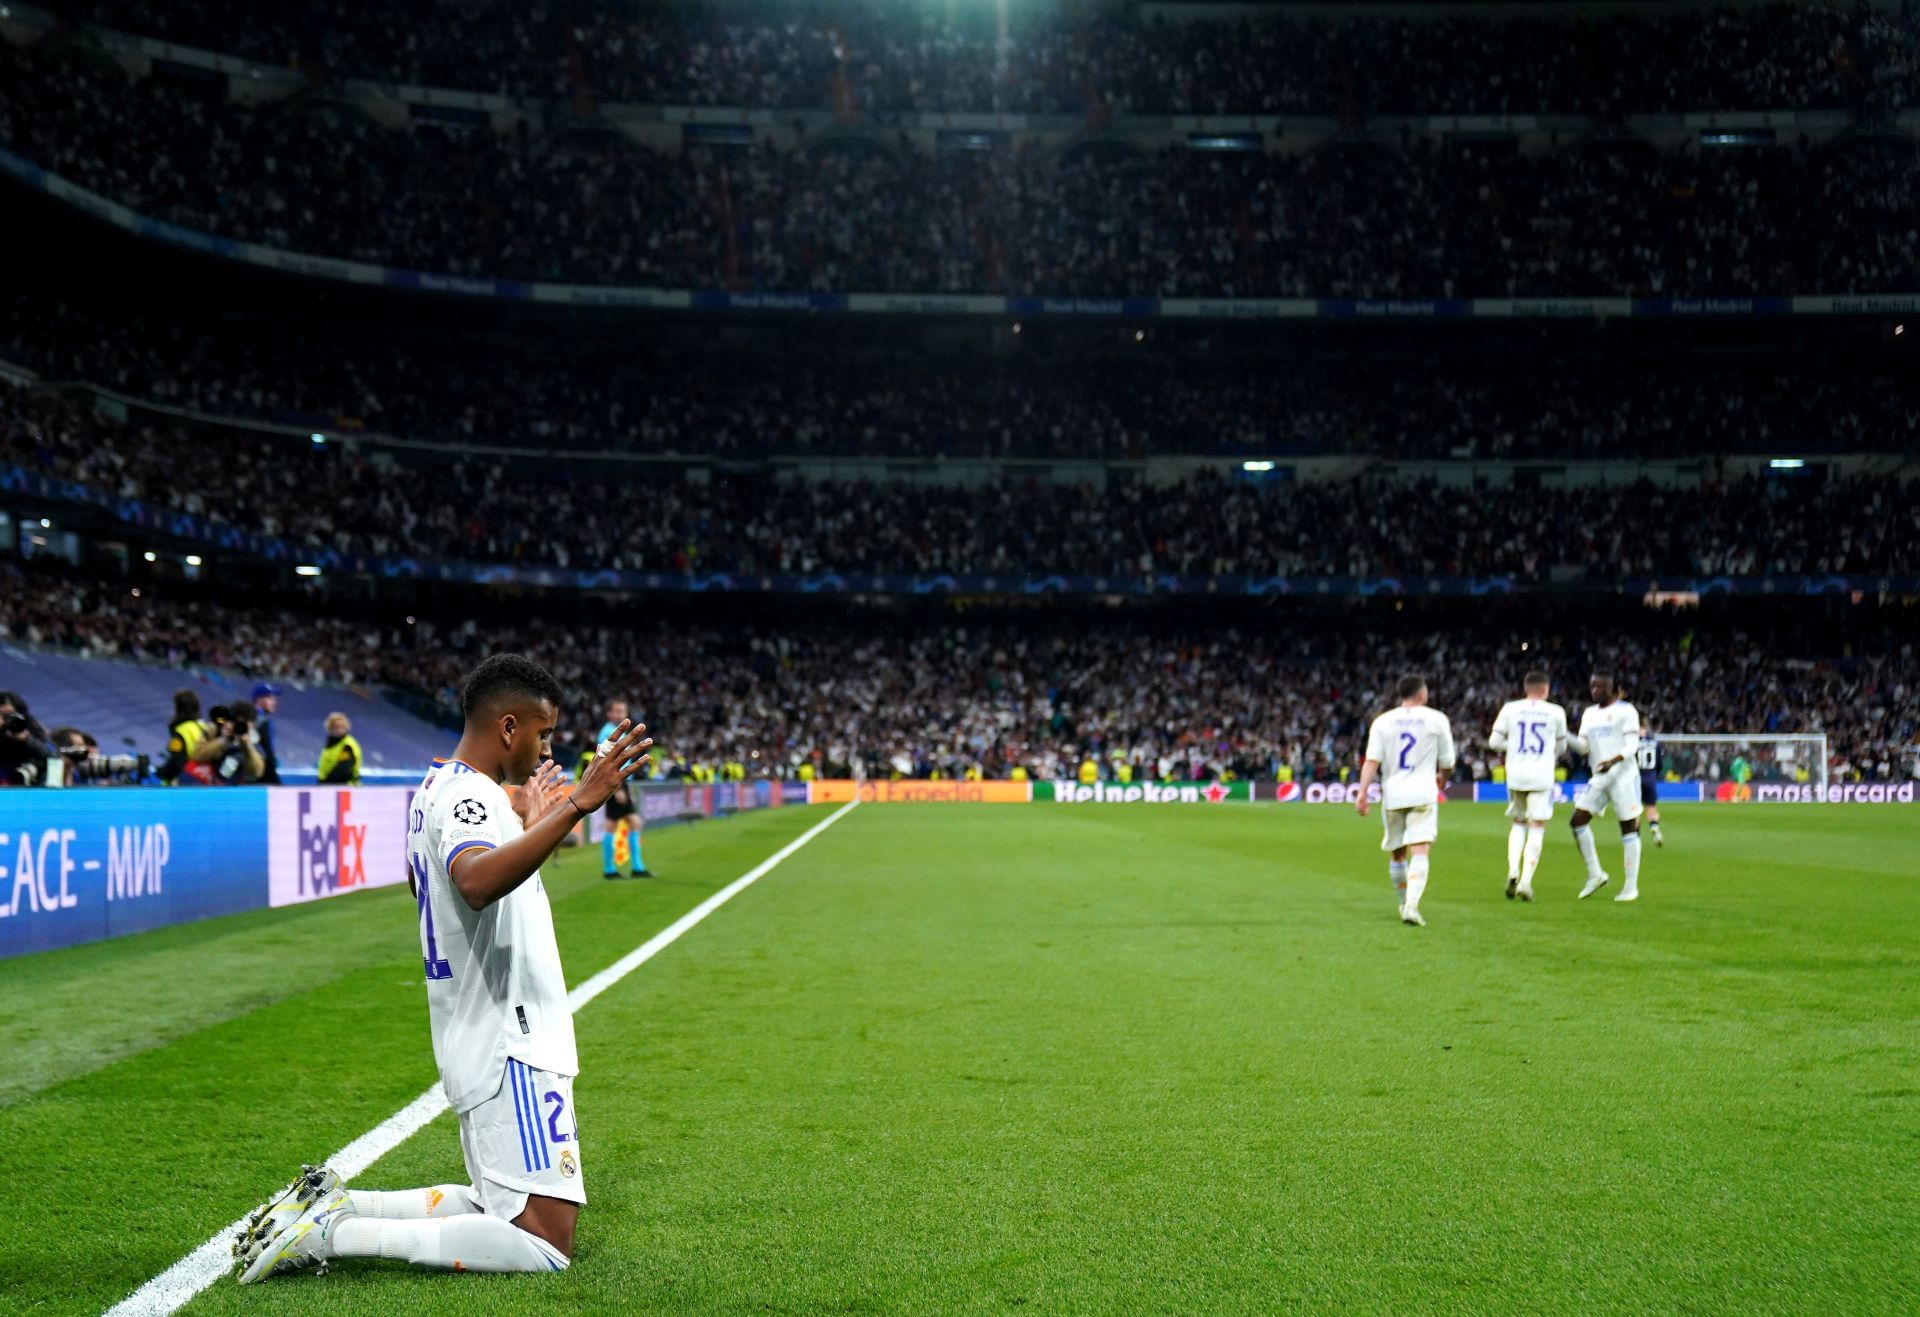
(1486, 671, 1579, 903)
(233, 654, 655, 1285)
(1356, 675, 1457, 928)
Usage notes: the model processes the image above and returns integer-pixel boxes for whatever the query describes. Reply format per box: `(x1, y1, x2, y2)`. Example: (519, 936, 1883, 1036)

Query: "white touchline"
(105, 799, 861, 1317)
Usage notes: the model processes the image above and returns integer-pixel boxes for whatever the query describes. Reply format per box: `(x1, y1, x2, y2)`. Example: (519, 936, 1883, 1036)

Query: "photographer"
(159, 688, 212, 785)
(0, 691, 47, 741)
(42, 726, 150, 786)
(198, 702, 266, 785)
(0, 693, 55, 786)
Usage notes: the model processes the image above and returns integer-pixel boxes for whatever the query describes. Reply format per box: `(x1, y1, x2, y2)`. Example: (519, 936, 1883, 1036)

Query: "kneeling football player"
(235, 656, 652, 1282)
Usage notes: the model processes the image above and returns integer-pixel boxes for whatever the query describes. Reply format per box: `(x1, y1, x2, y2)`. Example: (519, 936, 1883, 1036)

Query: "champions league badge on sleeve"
(452, 799, 489, 825)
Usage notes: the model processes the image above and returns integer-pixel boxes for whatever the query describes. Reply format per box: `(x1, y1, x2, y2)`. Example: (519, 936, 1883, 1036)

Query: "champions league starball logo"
(452, 799, 488, 825)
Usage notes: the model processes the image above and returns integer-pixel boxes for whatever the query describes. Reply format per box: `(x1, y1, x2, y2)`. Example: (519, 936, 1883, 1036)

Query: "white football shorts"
(457, 1057, 586, 1221)
(1575, 767, 1644, 822)
(1505, 787, 1556, 823)
(1380, 804, 1439, 852)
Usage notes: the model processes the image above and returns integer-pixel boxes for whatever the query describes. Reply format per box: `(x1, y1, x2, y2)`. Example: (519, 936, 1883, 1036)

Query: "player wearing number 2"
(1487, 671, 1582, 903)
(234, 654, 655, 1284)
(1356, 674, 1457, 928)
(1569, 672, 1644, 902)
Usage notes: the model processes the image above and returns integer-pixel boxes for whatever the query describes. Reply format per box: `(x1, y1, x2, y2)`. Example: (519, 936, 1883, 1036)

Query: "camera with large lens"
(58, 742, 150, 784)
(220, 704, 253, 737)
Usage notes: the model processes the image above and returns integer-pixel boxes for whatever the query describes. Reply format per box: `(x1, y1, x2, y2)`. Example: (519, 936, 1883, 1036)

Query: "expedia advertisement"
(808, 780, 1033, 804)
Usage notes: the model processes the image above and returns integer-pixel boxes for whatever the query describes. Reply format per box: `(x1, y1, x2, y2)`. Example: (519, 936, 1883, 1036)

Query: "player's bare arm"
(1354, 758, 1380, 816)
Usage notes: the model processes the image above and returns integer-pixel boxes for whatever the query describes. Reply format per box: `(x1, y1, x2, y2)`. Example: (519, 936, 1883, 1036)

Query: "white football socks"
(1506, 824, 1526, 879)
(1622, 832, 1642, 895)
(329, 1213, 569, 1273)
(1572, 824, 1601, 878)
(1405, 855, 1429, 912)
(1388, 859, 1408, 907)
(347, 1184, 482, 1219)
(1520, 825, 1545, 890)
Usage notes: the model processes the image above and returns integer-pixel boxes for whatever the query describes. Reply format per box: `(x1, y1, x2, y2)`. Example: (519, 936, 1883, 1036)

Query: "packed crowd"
(52, 0, 1920, 115)
(7, 381, 1919, 579)
(2, 565, 1914, 784)
(6, 294, 1916, 463)
(6, 44, 1920, 297)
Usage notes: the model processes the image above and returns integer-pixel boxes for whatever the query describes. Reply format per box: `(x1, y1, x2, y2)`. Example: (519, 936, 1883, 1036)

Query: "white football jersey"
(410, 757, 577, 1114)
(1365, 705, 1457, 810)
(1490, 698, 1571, 792)
(1577, 700, 1641, 773)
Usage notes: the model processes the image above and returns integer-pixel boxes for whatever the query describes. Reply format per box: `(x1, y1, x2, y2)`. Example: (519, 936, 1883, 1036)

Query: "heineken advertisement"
(799, 779, 1897, 806)
(1035, 780, 1251, 804)
(803, 779, 1254, 804)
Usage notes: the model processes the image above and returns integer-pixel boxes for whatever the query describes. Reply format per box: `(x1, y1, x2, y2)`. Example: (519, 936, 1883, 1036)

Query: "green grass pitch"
(0, 803, 1915, 1313)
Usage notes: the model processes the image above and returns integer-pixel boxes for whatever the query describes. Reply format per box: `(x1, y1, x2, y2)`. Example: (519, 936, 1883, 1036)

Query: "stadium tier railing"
(10, 454, 1920, 599)
(3, 146, 1918, 324)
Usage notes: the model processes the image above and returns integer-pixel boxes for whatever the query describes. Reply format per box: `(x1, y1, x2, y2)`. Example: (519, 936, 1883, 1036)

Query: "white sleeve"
(1551, 707, 1570, 757)
(1618, 713, 1640, 762)
(1567, 707, 1590, 756)
(1364, 717, 1385, 766)
(438, 780, 506, 870)
(1435, 714, 1457, 771)
(1488, 703, 1510, 751)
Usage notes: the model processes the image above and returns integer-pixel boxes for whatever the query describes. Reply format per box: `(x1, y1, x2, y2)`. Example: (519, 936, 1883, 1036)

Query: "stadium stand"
(1, 562, 1914, 784)
(44, 0, 1920, 114)
(0, 643, 449, 781)
(0, 3, 1913, 799)
(5, 294, 1918, 461)
(5, 376, 1918, 579)
(2, 40, 1918, 297)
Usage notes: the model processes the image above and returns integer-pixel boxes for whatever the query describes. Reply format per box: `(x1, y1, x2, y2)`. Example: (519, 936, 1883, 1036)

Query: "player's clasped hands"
(512, 758, 570, 825)
(575, 719, 654, 813)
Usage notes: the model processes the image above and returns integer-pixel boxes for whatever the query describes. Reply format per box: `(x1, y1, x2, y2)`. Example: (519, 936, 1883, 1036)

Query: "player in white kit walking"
(1568, 671, 1644, 903)
(1486, 670, 1582, 902)
(235, 655, 655, 1283)
(1356, 675, 1457, 927)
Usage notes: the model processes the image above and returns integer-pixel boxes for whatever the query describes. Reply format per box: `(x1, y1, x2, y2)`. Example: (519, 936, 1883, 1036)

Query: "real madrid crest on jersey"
(560, 1148, 578, 1179)
(452, 798, 489, 825)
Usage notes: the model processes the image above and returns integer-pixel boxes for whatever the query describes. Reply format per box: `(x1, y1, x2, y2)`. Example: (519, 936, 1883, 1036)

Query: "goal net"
(1654, 734, 1829, 795)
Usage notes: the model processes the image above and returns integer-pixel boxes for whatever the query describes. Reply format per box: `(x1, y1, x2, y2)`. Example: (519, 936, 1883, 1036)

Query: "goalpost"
(1656, 734, 1829, 795)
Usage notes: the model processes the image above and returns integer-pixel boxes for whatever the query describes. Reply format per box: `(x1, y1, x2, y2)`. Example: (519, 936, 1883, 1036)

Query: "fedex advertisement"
(268, 786, 414, 907)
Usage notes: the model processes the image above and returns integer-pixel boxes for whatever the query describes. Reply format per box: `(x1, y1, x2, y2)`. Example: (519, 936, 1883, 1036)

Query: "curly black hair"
(461, 654, 564, 722)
